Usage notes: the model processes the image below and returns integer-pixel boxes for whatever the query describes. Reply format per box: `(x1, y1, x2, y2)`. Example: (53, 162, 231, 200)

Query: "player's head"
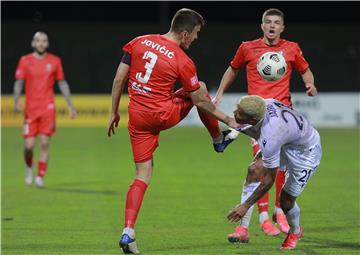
(261, 8, 285, 41)
(31, 32, 49, 55)
(170, 8, 205, 50)
(234, 95, 266, 125)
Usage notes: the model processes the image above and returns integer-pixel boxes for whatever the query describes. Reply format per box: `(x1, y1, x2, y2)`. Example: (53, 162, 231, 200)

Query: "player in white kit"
(227, 95, 322, 250)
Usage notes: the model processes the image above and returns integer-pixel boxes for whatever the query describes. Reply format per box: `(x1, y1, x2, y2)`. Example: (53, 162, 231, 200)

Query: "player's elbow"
(113, 76, 125, 87)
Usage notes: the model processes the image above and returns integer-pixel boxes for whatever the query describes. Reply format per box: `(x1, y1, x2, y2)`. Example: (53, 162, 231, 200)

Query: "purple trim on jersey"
(121, 52, 131, 65)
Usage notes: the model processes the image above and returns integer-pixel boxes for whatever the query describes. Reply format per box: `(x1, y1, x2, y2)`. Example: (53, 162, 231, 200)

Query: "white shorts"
(281, 133, 322, 197)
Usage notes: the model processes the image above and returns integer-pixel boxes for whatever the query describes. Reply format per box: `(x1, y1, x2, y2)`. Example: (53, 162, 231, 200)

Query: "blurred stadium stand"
(2, 1, 360, 94)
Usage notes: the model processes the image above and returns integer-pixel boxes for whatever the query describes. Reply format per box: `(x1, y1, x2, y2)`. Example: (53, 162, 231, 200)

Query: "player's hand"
(69, 106, 77, 119)
(227, 203, 249, 223)
(107, 113, 120, 137)
(305, 83, 317, 96)
(226, 117, 241, 129)
(14, 101, 21, 113)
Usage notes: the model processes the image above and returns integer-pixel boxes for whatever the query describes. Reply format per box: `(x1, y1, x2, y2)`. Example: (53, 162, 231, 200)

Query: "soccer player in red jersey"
(107, 9, 239, 254)
(13, 32, 77, 188)
(214, 8, 318, 242)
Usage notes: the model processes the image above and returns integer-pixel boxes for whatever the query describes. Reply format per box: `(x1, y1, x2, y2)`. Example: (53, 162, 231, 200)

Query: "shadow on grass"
(47, 187, 118, 196)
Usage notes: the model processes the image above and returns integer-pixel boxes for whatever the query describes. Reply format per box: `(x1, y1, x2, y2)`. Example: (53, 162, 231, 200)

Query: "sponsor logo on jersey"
(262, 139, 267, 147)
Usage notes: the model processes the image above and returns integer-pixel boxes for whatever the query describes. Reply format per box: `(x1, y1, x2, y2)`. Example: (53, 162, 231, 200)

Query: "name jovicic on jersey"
(140, 39, 175, 59)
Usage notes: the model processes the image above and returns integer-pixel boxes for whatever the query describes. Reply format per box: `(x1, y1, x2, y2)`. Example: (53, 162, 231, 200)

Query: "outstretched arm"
(13, 80, 24, 112)
(189, 85, 239, 129)
(58, 80, 77, 118)
(227, 166, 277, 222)
(213, 66, 239, 105)
(302, 68, 317, 96)
(107, 62, 130, 137)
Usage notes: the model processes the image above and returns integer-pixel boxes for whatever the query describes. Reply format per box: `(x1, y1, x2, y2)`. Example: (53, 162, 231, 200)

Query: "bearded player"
(214, 8, 318, 242)
(14, 32, 77, 188)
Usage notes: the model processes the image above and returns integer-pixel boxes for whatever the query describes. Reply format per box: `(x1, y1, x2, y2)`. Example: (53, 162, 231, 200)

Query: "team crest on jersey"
(277, 50, 285, 57)
(190, 75, 199, 86)
(46, 63, 52, 71)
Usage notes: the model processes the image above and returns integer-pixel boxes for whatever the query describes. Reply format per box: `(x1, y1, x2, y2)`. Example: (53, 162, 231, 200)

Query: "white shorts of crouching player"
(281, 131, 322, 197)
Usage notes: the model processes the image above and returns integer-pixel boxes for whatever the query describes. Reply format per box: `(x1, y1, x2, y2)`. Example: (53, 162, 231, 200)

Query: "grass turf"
(2, 127, 359, 254)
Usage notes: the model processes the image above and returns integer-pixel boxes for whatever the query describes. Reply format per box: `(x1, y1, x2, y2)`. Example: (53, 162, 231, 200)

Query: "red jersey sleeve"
(179, 59, 200, 92)
(56, 58, 65, 80)
(293, 43, 309, 73)
(15, 56, 26, 80)
(123, 37, 142, 55)
(230, 43, 247, 69)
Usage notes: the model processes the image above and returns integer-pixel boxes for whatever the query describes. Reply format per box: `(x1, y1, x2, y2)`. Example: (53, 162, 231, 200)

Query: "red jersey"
(122, 34, 200, 112)
(15, 53, 65, 117)
(230, 38, 309, 106)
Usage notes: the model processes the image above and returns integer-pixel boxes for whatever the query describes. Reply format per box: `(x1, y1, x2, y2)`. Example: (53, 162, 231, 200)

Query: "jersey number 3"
(136, 51, 158, 83)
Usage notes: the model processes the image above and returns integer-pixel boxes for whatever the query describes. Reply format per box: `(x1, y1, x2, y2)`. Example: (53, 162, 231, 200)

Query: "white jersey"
(239, 99, 318, 169)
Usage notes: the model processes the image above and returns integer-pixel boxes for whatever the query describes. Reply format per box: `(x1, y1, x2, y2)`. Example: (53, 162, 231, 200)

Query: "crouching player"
(227, 95, 322, 250)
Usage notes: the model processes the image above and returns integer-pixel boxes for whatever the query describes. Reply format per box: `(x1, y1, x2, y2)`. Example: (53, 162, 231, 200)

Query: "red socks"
(197, 94, 221, 139)
(275, 169, 286, 208)
(37, 161, 48, 177)
(257, 192, 269, 213)
(124, 179, 148, 228)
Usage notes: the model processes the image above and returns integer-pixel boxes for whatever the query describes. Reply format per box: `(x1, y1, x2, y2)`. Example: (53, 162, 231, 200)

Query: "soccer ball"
(256, 52, 287, 81)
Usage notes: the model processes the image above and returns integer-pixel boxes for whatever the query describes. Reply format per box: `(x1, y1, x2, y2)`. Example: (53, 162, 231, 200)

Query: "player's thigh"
(283, 143, 322, 197)
(23, 115, 39, 138)
(160, 100, 193, 130)
(128, 125, 160, 163)
(128, 109, 161, 163)
(38, 110, 56, 137)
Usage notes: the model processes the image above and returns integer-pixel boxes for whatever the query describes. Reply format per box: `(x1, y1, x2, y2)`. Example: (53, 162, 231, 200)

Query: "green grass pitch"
(2, 127, 359, 254)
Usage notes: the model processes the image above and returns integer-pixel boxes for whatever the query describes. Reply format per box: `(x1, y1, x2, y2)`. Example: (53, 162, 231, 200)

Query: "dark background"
(2, 1, 360, 94)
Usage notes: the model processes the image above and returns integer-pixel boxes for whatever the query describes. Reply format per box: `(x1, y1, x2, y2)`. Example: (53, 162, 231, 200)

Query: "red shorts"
(128, 89, 193, 163)
(23, 109, 56, 138)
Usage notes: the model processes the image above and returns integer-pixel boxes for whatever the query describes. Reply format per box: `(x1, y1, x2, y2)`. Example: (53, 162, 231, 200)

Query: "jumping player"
(14, 32, 77, 188)
(214, 8, 318, 242)
(107, 9, 238, 254)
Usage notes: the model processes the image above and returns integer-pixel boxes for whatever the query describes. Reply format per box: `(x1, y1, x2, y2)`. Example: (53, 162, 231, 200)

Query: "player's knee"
(25, 144, 33, 151)
(246, 163, 258, 182)
(40, 141, 49, 151)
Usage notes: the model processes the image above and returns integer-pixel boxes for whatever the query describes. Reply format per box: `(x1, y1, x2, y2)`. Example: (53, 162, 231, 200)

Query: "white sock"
(239, 181, 260, 228)
(213, 133, 224, 144)
(227, 128, 240, 140)
(122, 227, 135, 239)
(240, 204, 254, 228)
(285, 202, 300, 234)
(259, 211, 269, 224)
